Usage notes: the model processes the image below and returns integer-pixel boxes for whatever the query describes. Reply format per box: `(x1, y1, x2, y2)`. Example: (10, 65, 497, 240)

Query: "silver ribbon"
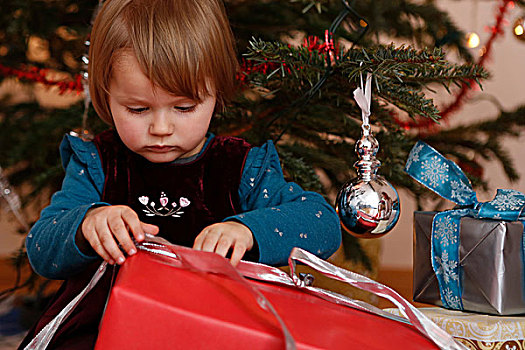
(24, 262, 108, 350)
(287, 248, 466, 350)
(0, 165, 30, 231)
(25, 235, 466, 350)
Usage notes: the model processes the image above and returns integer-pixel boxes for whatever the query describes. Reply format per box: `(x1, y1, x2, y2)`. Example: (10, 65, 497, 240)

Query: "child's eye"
(126, 107, 149, 114)
(174, 105, 197, 113)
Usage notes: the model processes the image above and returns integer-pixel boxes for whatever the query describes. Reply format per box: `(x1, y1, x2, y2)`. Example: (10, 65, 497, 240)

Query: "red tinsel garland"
(1, 32, 337, 95)
(0, 63, 83, 94)
(394, 0, 515, 132)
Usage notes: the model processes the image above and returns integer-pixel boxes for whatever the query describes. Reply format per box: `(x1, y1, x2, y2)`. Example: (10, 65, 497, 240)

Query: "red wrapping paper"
(95, 250, 437, 349)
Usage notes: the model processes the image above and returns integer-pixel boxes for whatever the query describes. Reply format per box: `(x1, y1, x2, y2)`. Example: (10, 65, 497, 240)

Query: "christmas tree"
(1, 0, 524, 300)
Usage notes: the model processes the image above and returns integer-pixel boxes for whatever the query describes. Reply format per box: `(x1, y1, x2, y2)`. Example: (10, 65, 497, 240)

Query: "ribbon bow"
(405, 141, 525, 309)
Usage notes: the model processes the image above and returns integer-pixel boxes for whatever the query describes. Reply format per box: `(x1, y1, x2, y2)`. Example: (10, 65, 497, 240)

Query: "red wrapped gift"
(95, 246, 440, 350)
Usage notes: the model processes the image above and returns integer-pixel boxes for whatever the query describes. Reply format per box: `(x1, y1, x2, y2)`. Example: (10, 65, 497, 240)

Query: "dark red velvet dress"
(19, 130, 252, 349)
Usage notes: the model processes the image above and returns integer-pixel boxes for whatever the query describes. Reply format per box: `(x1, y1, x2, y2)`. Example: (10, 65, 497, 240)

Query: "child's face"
(108, 51, 215, 163)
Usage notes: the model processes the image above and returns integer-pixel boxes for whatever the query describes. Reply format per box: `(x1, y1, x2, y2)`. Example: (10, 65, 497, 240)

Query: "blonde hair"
(88, 0, 238, 124)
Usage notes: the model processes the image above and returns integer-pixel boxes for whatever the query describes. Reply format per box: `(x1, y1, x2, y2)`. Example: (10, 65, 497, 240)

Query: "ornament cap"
(354, 130, 381, 182)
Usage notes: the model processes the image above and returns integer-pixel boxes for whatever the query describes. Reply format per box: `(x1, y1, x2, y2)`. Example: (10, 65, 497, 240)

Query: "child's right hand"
(80, 205, 159, 265)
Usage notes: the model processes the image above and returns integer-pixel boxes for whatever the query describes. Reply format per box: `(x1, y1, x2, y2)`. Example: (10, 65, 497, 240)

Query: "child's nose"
(149, 112, 173, 136)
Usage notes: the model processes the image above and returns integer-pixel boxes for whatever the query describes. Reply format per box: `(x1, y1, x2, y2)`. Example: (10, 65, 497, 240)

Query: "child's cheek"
(115, 119, 148, 151)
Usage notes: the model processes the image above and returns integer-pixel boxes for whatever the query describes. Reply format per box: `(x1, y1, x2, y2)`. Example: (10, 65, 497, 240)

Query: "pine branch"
(374, 79, 441, 121)
(245, 40, 488, 121)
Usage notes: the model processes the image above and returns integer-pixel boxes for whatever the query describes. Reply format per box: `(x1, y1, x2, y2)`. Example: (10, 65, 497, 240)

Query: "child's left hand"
(193, 221, 253, 266)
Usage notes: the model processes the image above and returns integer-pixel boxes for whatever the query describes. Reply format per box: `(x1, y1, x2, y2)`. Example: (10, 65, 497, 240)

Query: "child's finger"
(97, 223, 126, 264)
(85, 231, 115, 264)
(108, 216, 137, 256)
(230, 244, 247, 266)
(200, 232, 220, 253)
(215, 235, 233, 257)
(120, 208, 145, 242)
(193, 229, 208, 250)
(140, 222, 159, 237)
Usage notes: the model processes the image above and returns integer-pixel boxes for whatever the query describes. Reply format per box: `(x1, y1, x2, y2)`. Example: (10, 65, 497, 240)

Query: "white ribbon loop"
(353, 72, 373, 126)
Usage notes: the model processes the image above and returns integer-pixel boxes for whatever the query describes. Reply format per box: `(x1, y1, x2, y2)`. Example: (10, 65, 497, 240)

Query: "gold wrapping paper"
(387, 307, 525, 349)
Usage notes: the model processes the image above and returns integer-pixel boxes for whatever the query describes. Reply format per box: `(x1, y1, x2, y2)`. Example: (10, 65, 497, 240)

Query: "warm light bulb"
(513, 17, 525, 41)
(466, 32, 480, 48)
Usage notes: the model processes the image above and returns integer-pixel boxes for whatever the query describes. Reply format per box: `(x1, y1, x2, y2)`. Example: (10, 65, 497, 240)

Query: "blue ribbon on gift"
(405, 141, 525, 310)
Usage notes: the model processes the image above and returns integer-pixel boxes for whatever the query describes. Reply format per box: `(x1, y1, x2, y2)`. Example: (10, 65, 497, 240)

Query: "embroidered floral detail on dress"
(138, 192, 191, 217)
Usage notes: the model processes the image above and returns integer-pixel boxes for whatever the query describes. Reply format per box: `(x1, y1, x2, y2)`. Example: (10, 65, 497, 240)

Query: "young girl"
(20, 0, 341, 348)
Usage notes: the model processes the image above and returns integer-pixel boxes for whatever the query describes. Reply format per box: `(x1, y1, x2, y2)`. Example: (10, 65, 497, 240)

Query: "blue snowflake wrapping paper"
(406, 141, 525, 315)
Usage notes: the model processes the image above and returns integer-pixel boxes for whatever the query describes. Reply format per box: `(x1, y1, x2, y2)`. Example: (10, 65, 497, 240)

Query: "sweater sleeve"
(224, 141, 342, 266)
(25, 135, 109, 279)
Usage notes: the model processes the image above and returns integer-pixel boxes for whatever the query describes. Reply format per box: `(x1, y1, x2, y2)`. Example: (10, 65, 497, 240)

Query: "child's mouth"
(146, 145, 175, 153)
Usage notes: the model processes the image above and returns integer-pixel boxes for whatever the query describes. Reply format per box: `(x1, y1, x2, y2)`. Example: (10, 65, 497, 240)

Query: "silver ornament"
(336, 125, 400, 238)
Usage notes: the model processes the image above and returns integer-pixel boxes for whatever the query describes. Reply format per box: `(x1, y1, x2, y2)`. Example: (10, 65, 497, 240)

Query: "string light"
(466, 32, 481, 48)
(513, 16, 525, 41)
(466, 0, 480, 49)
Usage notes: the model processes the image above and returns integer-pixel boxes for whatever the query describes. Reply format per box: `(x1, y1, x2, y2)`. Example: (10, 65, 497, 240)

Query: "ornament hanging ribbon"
(24, 234, 465, 350)
(353, 71, 372, 128)
(405, 141, 525, 310)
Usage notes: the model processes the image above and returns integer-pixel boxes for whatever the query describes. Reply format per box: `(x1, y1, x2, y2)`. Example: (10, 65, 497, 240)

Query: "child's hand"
(80, 205, 159, 265)
(193, 222, 253, 266)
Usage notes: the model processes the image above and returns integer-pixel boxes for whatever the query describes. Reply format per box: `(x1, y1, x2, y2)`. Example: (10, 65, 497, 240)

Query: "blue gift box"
(406, 142, 525, 315)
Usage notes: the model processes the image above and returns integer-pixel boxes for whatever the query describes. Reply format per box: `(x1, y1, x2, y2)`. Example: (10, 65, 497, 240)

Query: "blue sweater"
(26, 133, 341, 279)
